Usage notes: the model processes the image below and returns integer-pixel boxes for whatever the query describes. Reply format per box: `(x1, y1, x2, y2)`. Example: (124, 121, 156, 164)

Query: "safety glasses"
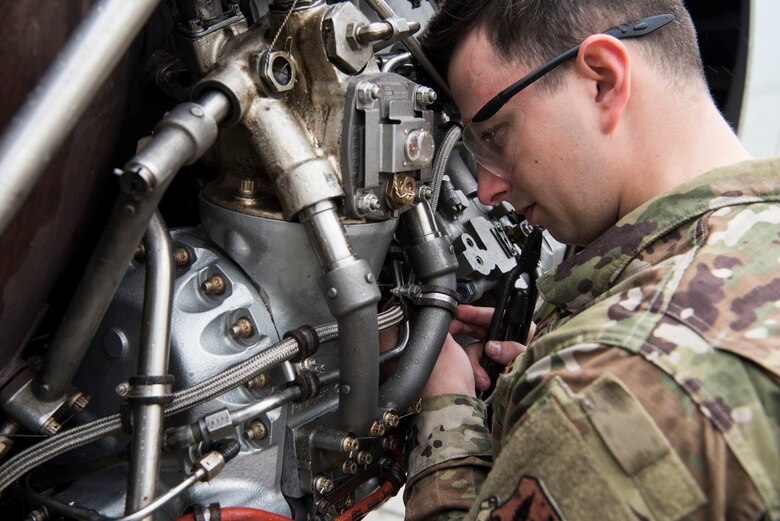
(462, 13, 675, 177)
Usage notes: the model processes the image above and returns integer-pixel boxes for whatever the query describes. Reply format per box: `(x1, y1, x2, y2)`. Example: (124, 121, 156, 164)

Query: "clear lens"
(462, 106, 526, 178)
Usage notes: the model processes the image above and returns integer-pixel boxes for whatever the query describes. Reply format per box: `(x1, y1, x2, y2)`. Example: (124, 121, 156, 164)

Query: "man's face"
(448, 28, 621, 246)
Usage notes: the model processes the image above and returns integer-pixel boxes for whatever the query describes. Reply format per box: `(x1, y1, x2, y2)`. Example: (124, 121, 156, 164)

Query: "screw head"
(327, 287, 338, 299)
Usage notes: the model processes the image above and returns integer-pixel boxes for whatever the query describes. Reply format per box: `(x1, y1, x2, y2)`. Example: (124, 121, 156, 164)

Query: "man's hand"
(421, 305, 534, 397)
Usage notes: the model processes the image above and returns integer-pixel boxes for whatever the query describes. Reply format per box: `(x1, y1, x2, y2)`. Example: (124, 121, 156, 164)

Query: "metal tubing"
(300, 201, 381, 433)
(0, 0, 162, 236)
(33, 91, 230, 402)
(379, 202, 458, 411)
(362, 0, 452, 99)
(125, 213, 174, 519)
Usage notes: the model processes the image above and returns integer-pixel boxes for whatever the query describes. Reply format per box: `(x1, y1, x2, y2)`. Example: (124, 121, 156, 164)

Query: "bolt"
(116, 382, 130, 397)
(383, 411, 400, 428)
(382, 437, 397, 450)
(415, 86, 437, 106)
(356, 193, 381, 213)
(230, 317, 254, 339)
(201, 274, 226, 295)
(357, 82, 381, 103)
(190, 106, 204, 117)
(327, 287, 338, 299)
(244, 420, 268, 441)
(187, 18, 203, 32)
(25, 509, 48, 521)
(40, 418, 61, 436)
(365, 273, 375, 283)
(236, 178, 257, 199)
(341, 435, 359, 453)
(356, 451, 373, 466)
(369, 421, 385, 437)
(134, 243, 147, 261)
(67, 392, 90, 412)
(342, 460, 358, 475)
(244, 374, 268, 390)
(174, 247, 191, 267)
(313, 475, 334, 495)
(387, 174, 417, 208)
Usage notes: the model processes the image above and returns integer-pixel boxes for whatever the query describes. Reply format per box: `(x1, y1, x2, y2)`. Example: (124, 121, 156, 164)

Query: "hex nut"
(356, 451, 373, 466)
(313, 475, 335, 495)
(244, 374, 268, 390)
(201, 274, 226, 295)
(369, 421, 385, 437)
(387, 173, 417, 209)
(323, 3, 373, 74)
(230, 317, 254, 339)
(342, 460, 358, 475)
(382, 411, 400, 428)
(174, 247, 191, 267)
(341, 435, 359, 453)
(244, 420, 268, 441)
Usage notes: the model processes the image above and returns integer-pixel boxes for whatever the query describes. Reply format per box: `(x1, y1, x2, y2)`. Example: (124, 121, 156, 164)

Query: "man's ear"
(575, 34, 631, 134)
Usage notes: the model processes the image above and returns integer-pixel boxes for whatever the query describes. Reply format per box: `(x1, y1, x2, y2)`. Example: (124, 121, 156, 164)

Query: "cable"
(176, 507, 294, 521)
(430, 125, 462, 213)
(0, 307, 405, 494)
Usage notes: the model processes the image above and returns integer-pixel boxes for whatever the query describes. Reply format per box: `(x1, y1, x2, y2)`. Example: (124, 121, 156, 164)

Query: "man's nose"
(476, 164, 511, 206)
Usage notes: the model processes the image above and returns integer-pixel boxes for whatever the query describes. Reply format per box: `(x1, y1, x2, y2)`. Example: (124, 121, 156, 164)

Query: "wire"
(176, 506, 294, 521)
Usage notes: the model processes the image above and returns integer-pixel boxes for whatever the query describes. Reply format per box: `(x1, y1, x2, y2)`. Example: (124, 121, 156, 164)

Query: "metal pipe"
(381, 51, 412, 73)
(0, 0, 162, 236)
(379, 202, 458, 411)
(125, 212, 174, 519)
(33, 91, 230, 402)
(362, 0, 452, 99)
(300, 201, 381, 433)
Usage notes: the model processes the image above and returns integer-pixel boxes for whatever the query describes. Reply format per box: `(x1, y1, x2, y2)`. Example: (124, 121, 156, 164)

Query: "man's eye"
(480, 123, 507, 153)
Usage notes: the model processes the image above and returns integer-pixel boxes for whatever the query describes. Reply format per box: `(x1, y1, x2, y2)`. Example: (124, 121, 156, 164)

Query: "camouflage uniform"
(405, 158, 780, 520)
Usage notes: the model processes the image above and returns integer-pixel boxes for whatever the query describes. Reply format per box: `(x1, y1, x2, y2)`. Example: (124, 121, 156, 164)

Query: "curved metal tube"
(125, 212, 174, 519)
(33, 91, 231, 402)
(379, 201, 458, 412)
(0, 0, 162, 236)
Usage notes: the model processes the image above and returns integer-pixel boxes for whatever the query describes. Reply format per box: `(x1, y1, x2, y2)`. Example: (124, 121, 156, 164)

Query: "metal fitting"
(199, 409, 234, 442)
(382, 437, 397, 450)
(341, 435, 360, 453)
(382, 411, 400, 428)
(369, 421, 385, 437)
(25, 509, 48, 521)
(409, 399, 422, 414)
(201, 274, 226, 295)
(115, 382, 130, 397)
(415, 86, 437, 107)
(356, 82, 381, 104)
(244, 373, 267, 390)
(356, 451, 373, 466)
(174, 247, 191, 267)
(40, 418, 61, 436)
(387, 173, 417, 208)
(342, 460, 358, 475)
(257, 50, 296, 93)
(244, 420, 268, 441)
(235, 178, 258, 202)
(230, 317, 254, 339)
(197, 450, 226, 481)
(313, 475, 335, 495)
(67, 392, 90, 412)
(356, 193, 381, 213)
(134, 242, 147, 261)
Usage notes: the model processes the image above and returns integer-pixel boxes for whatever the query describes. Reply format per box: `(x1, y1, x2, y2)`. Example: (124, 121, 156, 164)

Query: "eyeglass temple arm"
(472, 13, 675, 123)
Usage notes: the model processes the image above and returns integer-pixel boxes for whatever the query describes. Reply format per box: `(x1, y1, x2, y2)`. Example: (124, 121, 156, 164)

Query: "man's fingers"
(448, 319, 489, 339)
(484, 340, 527, 366)
(463, 342, 491, 391)
(456, 305, 497, 328)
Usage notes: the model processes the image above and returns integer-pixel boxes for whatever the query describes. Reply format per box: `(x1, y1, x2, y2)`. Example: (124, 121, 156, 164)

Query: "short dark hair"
(421, 0, 705, 92)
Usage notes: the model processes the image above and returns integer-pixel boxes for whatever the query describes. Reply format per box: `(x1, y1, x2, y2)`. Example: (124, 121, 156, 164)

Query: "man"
(404, 1, 780, 519)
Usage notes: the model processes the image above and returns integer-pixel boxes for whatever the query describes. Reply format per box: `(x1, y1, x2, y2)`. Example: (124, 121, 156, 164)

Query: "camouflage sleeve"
(404, 394, 493, 521)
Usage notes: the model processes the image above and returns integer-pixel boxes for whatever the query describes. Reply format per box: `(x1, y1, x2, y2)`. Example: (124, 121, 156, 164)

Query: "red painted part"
(335, 479, 397, 521)
(175, 507, 294, 521)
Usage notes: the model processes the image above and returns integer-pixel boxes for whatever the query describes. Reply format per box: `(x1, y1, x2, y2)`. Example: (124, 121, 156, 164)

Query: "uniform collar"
(537, 157, 780, 312)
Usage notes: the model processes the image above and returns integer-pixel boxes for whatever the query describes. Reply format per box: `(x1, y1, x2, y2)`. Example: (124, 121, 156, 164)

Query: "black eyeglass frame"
(468, 14, 675, 124)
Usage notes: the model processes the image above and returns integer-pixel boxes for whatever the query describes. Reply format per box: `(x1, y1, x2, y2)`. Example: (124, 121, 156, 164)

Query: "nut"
(313, 475, 334, 495)
(342, 460, 358, 475)
(244, 374, 268, 390)
(230, 317, 254, 339)
(386, 173, 417, 209)
(382, 411, 400, 428)
(174, 247, 191, 267)
(201, 274, 226, 296)
(415, 86, 437, 107)
(356, 451, 373, 466)
(369, 421, 385, 437)
(341, 435, 359, 453)
(244, 420, 268, 441)
(356, 82, 381, 103)
(382, 437, 397, 450)
(67, 392, 90, 412)
(40, 418, 61, 436)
